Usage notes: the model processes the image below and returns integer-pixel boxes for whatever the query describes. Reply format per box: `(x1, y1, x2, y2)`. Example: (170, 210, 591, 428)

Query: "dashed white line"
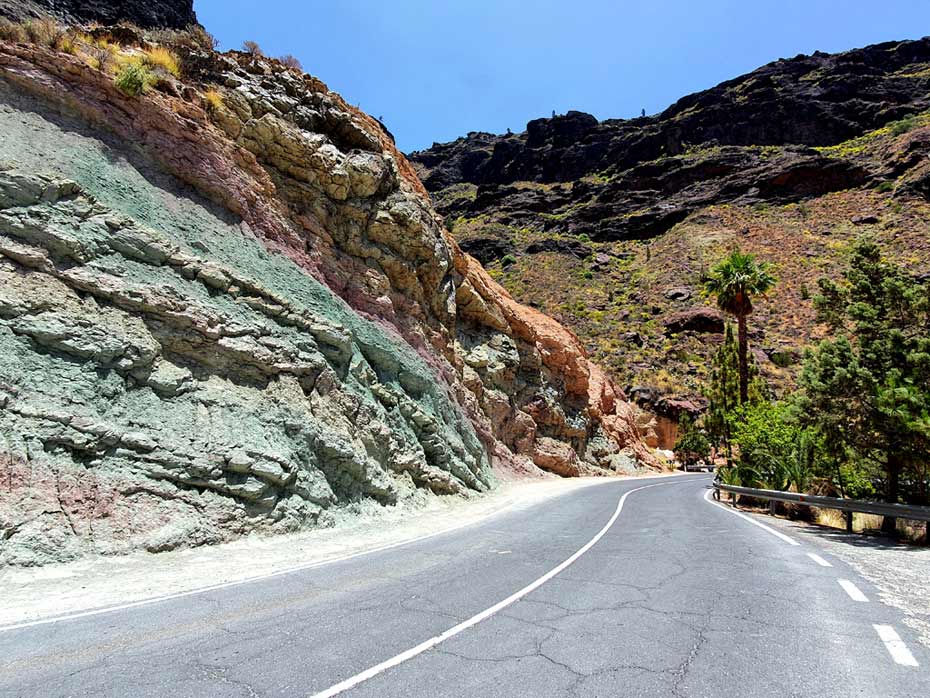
(702, 488, 799, 546)
(838, 579, 869, 602)
(874, 624, 919, 667)
(699, 488, 920, 670)
(308, 480, 676, 698)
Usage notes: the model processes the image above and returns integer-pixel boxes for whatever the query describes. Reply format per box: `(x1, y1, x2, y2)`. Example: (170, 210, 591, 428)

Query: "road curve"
(1, 474, 926, 697)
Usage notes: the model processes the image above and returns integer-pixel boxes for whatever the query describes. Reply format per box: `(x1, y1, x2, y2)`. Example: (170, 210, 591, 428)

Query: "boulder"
(664, 287, 693, 301)
(663, 307, 725, 334)
(532, 437, 581, 477)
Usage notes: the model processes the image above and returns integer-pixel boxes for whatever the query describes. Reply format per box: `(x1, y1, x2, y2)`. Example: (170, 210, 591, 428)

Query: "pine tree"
(704, 323, 767, 462)
(799, 239, 930, 532)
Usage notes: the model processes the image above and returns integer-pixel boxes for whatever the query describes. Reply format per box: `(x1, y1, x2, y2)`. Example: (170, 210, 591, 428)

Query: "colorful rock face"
(0, 23, 654, 564)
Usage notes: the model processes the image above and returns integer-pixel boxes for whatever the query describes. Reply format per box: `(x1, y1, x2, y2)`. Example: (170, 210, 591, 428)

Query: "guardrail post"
(845, 510, 853, 533)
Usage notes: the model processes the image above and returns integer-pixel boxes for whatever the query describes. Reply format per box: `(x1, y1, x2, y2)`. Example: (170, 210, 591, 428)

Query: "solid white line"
(806, 552, 832, 567)
(874, 624, 919, 667)
(838, 579, 869, 602)
(0, 473, 698, 634)
(702, 488, 800, 546)
(307, 481, 674, 698)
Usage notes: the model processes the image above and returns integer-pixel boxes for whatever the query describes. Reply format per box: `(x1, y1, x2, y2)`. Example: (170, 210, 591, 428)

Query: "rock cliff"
(410, 39, 930, 410)
(0, 0, 196, 29)
(0, 13, 655, 565)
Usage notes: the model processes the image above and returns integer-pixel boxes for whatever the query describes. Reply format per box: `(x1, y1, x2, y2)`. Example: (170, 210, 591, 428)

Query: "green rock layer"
(0, 80, 489, 565)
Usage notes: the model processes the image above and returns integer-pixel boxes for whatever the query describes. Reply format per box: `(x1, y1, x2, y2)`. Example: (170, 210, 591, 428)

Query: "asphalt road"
(1, 474, 927, 697)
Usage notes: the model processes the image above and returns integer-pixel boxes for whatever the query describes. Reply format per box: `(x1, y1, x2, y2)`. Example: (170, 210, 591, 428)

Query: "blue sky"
(196, 1, 930, 152)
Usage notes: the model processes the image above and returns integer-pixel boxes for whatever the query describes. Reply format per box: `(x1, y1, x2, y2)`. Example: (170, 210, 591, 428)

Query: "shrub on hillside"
(23, 17, 65, 48)
(88, 43, 118, 73)
(144, 46, 181, 77)
(875, 181, 895, 193)
(1, 17, 79, 52)
(150, 26, 218, 52)
(280, 54, 302, 71)
(889, 116, 917, 137)
(114, 60, 152, 96)
(242, 40, 263, 56)
(188, 26, 219, 51)
(0, 18, 28, 43)
(203, 88, 224, 114)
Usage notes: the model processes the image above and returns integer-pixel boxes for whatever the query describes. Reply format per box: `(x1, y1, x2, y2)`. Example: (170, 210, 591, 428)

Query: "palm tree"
(704, 250, 776, 404)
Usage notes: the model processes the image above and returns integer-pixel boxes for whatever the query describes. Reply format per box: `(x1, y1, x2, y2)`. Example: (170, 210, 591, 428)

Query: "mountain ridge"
(409, 37, 930, 415)
(0, 0, 196, 29)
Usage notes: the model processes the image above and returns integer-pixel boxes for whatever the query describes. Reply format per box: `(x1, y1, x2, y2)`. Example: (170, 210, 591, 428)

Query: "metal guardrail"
(713, 483, 930, 522)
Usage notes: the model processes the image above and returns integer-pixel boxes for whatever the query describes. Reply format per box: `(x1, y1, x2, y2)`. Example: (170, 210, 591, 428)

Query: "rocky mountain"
(410, 39, 930, 412)
(0, 4, 658, 566)
(0, 0, 196, 29)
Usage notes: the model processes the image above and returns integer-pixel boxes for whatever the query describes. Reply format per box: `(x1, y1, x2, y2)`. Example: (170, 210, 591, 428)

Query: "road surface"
(1, 474, 926, 697)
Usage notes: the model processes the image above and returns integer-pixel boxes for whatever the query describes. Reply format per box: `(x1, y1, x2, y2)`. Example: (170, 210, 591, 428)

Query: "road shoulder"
(0, 472, 685, 628)
(717, 504, 930, 651)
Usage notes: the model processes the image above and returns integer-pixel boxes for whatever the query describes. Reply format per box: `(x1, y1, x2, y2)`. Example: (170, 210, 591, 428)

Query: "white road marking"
(806, 552, 832, 567)
(0, 473, 701, 634)
(702, 488, 800, 546)
(874, 624, 919, 667)
(838, 579, 869, 602)
(308, 480, 678, 698)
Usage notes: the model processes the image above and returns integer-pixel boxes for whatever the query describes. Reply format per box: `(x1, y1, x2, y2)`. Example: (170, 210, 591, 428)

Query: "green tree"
(704, 323, 767, 461)
(674, 413, 711, 465)
(784, 430, 816, 494)
(799, 239, 930, 532)
(704, 250, 776, 404)
(732, 401, 800, 491)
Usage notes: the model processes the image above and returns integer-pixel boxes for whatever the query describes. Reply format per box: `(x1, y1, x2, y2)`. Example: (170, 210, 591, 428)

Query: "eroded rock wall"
(0, 37, 655, 565)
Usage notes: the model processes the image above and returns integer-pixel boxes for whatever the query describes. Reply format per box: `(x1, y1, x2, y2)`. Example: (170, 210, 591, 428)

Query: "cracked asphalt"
(1, 474, 927, 697)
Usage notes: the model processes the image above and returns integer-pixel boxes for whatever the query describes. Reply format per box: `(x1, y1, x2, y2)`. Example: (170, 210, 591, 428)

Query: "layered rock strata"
(0, 28, 655, 564)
